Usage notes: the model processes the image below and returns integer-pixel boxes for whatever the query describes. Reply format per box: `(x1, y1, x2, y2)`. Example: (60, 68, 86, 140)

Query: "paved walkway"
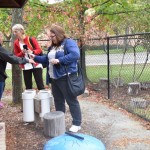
(6, 52, 150, 69)
(0, 94, 149, 150)
(80, 99, 150, 150)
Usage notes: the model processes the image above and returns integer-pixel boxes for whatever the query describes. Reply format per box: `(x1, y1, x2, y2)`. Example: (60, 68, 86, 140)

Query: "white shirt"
(48, 48, 56, 79)
(19, 42, 43, 70)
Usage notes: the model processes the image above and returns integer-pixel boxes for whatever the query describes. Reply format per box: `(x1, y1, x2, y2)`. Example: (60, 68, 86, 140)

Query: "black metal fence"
(3, 32, 150, 121)
(106, 33, 150, 121)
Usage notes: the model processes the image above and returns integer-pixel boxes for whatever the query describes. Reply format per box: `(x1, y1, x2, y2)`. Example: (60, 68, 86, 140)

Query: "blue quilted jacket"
(34, 38, 80, 84)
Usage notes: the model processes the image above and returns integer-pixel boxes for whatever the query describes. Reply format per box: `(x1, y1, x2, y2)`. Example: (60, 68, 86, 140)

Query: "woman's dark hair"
(50, 24, 68, 46)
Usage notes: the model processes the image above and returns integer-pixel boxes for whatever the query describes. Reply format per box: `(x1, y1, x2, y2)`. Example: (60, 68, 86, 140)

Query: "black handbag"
(64, 41, 85, 97)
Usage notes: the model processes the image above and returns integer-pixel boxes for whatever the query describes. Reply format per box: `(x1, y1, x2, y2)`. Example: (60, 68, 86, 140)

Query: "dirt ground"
(0, 89, 150, 150)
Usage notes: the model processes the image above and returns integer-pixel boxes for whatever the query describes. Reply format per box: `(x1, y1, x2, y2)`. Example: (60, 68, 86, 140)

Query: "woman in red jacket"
(12, 24, 44, 90)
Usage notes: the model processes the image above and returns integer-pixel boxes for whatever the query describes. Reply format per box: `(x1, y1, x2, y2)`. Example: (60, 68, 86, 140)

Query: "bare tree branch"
(91, 0, 112, 8)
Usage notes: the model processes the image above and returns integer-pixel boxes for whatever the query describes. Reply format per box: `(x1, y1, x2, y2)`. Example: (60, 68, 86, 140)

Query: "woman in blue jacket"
(31, 24, 82, 133)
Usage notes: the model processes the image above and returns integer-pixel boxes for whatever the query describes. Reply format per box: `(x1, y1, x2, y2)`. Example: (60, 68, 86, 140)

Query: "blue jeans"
(0, 82, 5, 100)
(51, 75, 82, 126)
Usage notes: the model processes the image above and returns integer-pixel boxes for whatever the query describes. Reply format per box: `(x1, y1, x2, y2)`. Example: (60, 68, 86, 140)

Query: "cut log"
(130, 98, 148, 109)
(50, 96, 54, 111)
(127, 82, 140, 95)
(34, 94, 54, 113)
(98, 78, 108, 89)
(34, 96, 41, 114)
(34, 94, 54, 127)
(43, 111, 65, 137)
(113, 77, 124, 88)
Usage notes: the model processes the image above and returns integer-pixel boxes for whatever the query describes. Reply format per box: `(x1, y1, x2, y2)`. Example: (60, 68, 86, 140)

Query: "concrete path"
(80, 100, 150, 150)
(6, 52, 150, 69)
(86, 52, 150, 66)
(0, 93, 149, 150)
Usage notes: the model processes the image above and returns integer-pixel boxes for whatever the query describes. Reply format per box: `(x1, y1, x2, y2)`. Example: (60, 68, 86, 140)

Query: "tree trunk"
(79, 37, 88, 83)
(11, 8, 23, 104)
(78, 4, 88, 84)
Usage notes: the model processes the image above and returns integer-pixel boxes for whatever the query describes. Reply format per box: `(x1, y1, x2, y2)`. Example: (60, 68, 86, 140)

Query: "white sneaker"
(69, 125, 81, 133)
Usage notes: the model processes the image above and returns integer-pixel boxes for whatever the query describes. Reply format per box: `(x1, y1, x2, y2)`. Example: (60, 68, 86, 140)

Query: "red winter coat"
(14, 36, 42, 69)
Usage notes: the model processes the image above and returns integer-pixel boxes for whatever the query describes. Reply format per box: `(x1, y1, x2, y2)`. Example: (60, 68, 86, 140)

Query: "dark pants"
(51, 75, 82, 126)
(23, 68, 44, 90)
(0, 81, 5, 100)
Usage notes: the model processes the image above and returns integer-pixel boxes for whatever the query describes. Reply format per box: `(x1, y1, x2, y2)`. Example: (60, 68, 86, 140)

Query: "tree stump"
(127, 82, 140, 95)
(141, 82, 150, 90)
(34, 96, 41, 114)
(34, 94, 54, 127)
(130, 98, 148, 109)
(98, 78, 108, 89)
(43, 111, 65, 137)
(113, 77, 124, 88)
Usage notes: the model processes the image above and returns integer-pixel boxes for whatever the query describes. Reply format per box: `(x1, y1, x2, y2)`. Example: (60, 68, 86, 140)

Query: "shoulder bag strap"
(28, 36, 34, 49)
(28, 36, 35, 49)
(28, 37, 43, 55)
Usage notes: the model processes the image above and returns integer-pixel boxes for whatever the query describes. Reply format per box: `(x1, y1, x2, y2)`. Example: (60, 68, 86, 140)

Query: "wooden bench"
(0, 122, 6, 150)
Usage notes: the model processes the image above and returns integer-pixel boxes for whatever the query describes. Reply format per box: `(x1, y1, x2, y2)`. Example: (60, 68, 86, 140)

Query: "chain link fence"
(85, 33, 150, 121)
(107, 33, 150, 121)
(3, 32, 150, 121)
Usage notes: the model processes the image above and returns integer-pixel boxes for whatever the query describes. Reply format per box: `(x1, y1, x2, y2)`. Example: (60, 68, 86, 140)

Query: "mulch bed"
(0, 87, 149, 150)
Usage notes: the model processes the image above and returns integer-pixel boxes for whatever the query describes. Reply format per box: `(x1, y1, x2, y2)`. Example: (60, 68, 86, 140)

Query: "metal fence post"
(107, 37, 110, 99)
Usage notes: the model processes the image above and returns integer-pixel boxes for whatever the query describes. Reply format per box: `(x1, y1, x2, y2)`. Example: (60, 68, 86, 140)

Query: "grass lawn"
(5, 69, 47, 90)
(5, 63, 150, 90)
(85, 45, 146, 55)
(5, 52, 150, 90)
(86, 64, 150, 83)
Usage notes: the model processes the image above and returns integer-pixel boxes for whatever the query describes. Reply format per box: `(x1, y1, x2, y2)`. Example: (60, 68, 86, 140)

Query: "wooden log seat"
(43, 111, 65, 137)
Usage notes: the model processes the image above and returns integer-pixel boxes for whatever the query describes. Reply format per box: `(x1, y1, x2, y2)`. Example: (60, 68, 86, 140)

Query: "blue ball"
(44, 133, 106, 150)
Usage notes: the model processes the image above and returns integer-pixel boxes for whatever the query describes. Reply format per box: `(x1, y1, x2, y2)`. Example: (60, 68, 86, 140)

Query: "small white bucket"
(24, 89, 36, 96)
(39, 89, 54, 110)
(22, 91, 35, 122)
(39, 89, 52, 96)
(38, 91, 50, 118)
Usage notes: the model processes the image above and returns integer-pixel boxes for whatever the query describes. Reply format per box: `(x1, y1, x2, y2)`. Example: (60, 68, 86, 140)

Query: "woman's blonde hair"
(12, 24, 25, 34)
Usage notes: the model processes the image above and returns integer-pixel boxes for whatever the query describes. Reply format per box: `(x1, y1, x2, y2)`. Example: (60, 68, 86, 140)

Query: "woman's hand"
(22, 49, 27, 54)
(28, 59, 36, 64)
(28, 53, 35, 59)
(50, 58, 59, 64)
(27, 50, 33, 54)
